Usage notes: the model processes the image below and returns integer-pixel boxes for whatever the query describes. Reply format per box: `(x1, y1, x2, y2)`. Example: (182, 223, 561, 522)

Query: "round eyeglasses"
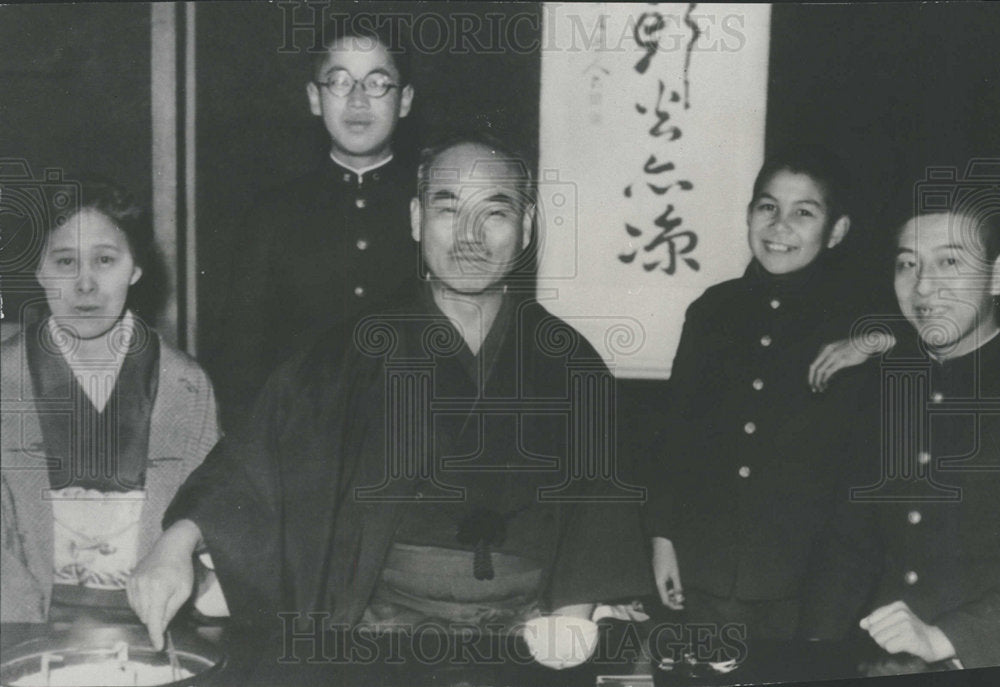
(314, 70, 398, 98)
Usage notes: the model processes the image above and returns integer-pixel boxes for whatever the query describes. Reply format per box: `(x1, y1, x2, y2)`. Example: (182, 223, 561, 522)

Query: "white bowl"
(520, 615, 599, 670)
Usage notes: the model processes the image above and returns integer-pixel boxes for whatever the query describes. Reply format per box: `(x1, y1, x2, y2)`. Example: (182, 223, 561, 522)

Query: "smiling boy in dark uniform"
(645, 146, 876, 639)
(208, 17, 416, 429)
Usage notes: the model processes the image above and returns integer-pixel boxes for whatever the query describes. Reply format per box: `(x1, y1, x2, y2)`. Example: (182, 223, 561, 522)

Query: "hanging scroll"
(537, 3, 771, 377)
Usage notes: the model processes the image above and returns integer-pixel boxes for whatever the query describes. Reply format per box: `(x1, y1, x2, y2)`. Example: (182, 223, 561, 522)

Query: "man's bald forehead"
(426, 143, 528, 181)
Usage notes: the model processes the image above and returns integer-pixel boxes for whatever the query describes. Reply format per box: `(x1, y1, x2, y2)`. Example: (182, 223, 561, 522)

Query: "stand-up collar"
(329, 153, 395, 187)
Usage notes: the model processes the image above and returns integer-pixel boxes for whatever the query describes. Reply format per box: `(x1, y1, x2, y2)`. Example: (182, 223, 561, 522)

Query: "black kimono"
(644, 258, 876, 635)
(801, 330, 1000, 669)
(167, 287, 653, 631)
(203, 156, 418, 430)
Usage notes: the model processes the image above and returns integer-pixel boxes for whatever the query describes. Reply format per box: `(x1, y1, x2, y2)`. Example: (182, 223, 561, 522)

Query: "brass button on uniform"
(354, 286, 365, 297)
(760, 335, 772, 347)
(355, 198, 367, 209)
(907, 510, 922, 525)
(770, 299, 781, 309)
(342, 173, 351, 183)
(931, 392, 944, 403)
(904, 570, 919, 586)
(738, 466, 751, 478)
(917, 452, 931, 466)
(356, 239, 369, 251)
(752, 378, 764, 391)
(743, 422, 756, 435)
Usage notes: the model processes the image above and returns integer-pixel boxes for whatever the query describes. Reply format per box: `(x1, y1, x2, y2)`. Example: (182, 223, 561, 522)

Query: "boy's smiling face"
(747, 169, 849, 275)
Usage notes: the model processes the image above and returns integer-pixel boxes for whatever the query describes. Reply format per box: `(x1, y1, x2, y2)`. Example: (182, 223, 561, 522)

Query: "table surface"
(0, 621, 979, 687)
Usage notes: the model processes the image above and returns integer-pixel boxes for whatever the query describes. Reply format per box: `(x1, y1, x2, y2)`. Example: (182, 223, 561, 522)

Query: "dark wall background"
(765, 2, 1000, 305)
(0, 3, 152, 329)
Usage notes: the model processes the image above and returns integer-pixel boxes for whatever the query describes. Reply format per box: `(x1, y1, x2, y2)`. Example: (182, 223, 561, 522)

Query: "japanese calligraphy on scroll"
(537, 3, 770, 378)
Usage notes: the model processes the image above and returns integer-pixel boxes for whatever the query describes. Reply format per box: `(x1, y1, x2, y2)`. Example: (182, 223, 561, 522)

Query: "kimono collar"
(25, 315, 161, 491)
(407, 281, 524, 387)
(47, 311, 134, 383)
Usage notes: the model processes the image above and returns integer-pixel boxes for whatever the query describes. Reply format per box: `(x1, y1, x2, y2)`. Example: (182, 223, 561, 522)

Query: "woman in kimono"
(1, 178, 220, 622)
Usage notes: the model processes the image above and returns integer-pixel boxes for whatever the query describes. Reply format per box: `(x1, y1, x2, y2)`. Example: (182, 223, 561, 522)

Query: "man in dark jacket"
(128, 135, 652, 654)
(802, 209, 1000, 670)
(205, 16, 417, 430)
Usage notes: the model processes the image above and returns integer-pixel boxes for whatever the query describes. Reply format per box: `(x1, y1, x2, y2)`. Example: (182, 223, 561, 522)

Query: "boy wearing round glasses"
(307, 32, 413, 170)
(208, 17, 417, 430)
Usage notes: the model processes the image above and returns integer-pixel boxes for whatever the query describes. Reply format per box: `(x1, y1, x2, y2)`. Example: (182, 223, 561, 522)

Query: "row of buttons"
(902, 501, 925, 585)
(737, 298, 779, 481)
(749, 300, 777, 446)
(343, 168, 372, 296)
(353, 232, 369, 296)
(763, 290, 924, 587)
(759, 298, 779, 347)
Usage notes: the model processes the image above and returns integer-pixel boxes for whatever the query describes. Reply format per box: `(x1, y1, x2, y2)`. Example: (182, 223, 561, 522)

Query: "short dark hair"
(895, 210, 1000, 263)
(312, 14, 412, 86)
(751, 144, 853, 224)
(42, 176, 154, 272)
(416, 131, 534, 204)
(40, 175, 167, 318)
(894, 177, 1000, 263)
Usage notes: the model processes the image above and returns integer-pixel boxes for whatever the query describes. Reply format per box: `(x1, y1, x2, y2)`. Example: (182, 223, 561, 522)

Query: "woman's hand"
(860, 600, 956, 664)
(126, 519, 202, 650)
(652, 537, 684, 610)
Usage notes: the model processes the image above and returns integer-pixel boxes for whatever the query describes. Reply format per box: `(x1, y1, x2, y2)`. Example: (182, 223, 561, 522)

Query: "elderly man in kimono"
(128, 135, 652, 654)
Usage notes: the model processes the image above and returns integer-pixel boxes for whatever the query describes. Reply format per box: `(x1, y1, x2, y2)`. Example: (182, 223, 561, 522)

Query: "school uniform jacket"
(644, 258, 877, 602)
(801, 330, 1000, 668)
(1, 326, 220, 622)
(203, 156, 418, 431)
